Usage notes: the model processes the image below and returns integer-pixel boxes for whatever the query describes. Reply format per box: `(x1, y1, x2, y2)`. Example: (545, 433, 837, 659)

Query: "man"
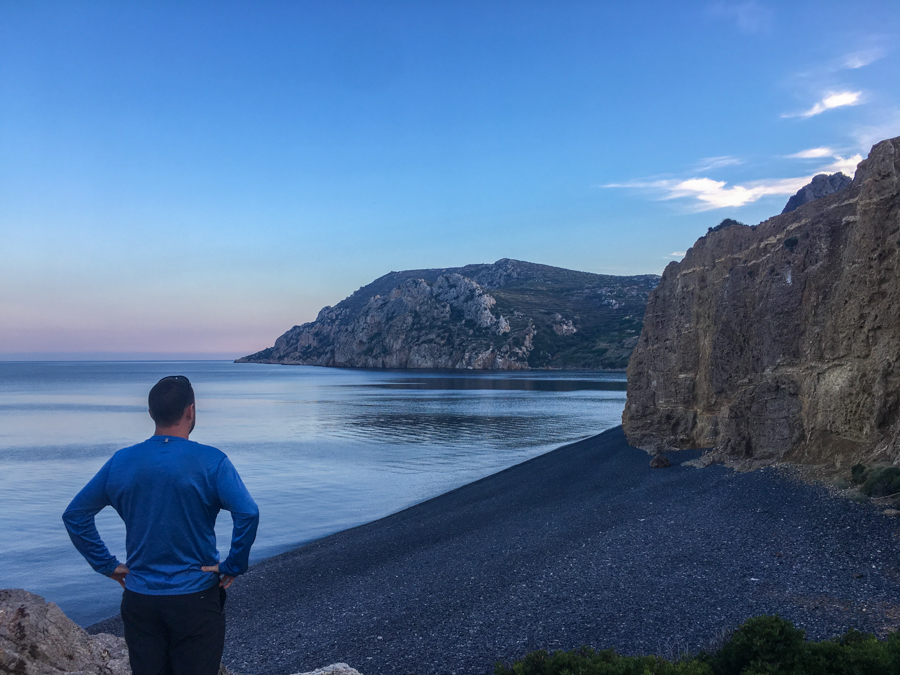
(63, 375, 259, 675)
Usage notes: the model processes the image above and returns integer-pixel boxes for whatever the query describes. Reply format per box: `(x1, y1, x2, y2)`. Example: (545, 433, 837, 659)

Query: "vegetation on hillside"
(495, 616, 900, 675)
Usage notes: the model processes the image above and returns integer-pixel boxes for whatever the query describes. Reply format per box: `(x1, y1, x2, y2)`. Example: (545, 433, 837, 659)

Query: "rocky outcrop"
(1, 589, 129, 674)
(239, 259, 659, 370)
(623, 137, 900, 468)
(291, 665, 363, 675)
(781, 172, 851, 214)
(0, 589, 234, 675)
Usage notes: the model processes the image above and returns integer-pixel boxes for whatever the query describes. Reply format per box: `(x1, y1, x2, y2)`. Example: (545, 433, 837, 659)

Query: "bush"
(495, 647, 712, 675)
(700, 615, 807, 674)
(495, 616, 900, 675)
(859, 467, 900, 498)
(851, 464, 867, 484)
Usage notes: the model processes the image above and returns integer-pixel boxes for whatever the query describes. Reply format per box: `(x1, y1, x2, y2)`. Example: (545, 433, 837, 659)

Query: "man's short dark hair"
(148, 376, 195, 427)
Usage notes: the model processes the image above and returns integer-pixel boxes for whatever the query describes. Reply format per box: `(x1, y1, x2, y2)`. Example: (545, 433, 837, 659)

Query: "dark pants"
(121, 585, 226, 675)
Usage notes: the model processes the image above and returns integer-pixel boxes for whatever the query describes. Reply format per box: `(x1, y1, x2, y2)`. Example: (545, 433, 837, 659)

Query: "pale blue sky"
(2, 1, 899, 357)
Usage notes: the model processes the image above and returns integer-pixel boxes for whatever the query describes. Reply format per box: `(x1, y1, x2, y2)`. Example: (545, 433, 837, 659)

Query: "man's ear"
(185, 403, 196, 421)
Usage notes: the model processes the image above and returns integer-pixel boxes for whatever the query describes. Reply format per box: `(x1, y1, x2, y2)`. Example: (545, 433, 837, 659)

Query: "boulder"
(0, 588, 130, 675)
(291, 665, 363, 675)
(649, 454, 671, 468)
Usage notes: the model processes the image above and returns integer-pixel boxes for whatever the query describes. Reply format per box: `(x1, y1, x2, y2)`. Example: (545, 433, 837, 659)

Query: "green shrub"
(859, 467, 900, 497)
(494, 647, 712, 675)
(851, 463, 867, 484)
(700, 615, 807, 674)
(495, 617, 900, 675)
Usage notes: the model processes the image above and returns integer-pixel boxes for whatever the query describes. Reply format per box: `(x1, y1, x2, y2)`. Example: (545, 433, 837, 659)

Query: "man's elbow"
(61, 509, 79, 533)
(236, 503, 260, 521)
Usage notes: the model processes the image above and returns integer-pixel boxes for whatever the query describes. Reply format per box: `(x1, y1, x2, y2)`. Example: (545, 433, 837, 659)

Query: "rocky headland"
(238, 258, 658, 370)
(623, 136, 900, 469)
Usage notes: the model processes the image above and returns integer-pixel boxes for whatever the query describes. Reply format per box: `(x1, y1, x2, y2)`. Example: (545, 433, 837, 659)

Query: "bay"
(0, 361, 626, 625)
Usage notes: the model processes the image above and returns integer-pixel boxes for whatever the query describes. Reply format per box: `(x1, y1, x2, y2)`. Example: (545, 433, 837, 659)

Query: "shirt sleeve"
(62, 458, 121, 577)
(215, 457, 259, 577)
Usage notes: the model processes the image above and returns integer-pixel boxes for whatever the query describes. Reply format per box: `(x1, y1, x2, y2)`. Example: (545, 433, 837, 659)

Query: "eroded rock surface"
(781, 172, 852, 214)
(0, 589, 130, 675)
(623, 137, 900, 468)
(239, 258, 658, 370)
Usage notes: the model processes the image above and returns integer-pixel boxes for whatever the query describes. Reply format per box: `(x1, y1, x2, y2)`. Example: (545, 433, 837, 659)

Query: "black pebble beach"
(91, 427, 900, 675)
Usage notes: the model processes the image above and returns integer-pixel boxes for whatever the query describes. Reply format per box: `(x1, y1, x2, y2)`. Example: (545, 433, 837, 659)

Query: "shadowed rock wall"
(623, 137, 900, 468)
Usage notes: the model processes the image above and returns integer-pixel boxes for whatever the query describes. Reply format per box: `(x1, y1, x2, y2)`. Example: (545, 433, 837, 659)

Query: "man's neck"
(154, 426, 191, 440)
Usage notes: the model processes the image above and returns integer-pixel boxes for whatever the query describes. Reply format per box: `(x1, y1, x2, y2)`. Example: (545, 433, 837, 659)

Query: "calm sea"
(0, 361, 626, 625)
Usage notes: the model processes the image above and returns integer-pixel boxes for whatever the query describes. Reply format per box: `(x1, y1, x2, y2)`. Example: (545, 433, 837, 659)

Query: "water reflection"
(0, 361, 627, 625)
(358, 377, 627, 392)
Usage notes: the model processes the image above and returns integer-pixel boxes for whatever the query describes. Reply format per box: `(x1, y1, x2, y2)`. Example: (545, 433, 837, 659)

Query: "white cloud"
(605, 175, 811, 211)
(603, 145, 865, 211)
(819, 154, 863, 176)
(786, 147, 833, 159)
(695, 156, 744, 171)
(664, 177, 810, 210)
(669, 252, 686, 257)
(841, 48, 885, 70)
(782, 91, 862, 119)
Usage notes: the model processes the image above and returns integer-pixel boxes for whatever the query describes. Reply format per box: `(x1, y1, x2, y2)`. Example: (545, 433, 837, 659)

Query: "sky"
(2, 1, 899, 359)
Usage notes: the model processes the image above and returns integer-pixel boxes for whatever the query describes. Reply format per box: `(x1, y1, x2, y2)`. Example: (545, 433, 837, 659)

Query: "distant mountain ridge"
(239, 258, 659, 370)
(781, 172, 851, 214)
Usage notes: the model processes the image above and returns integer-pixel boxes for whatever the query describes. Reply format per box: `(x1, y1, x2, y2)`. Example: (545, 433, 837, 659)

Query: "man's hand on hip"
(200, 564, 235, 589)
(110, 564, 129, 589)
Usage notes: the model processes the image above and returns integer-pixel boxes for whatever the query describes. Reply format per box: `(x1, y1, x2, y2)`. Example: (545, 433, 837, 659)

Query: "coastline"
(91, 427, 900, 675)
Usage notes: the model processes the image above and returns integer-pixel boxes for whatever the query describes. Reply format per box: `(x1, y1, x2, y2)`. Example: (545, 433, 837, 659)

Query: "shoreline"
(91, 427, 900, 675)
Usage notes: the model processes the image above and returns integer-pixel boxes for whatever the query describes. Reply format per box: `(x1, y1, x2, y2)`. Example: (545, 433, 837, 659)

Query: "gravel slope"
(91, 427, 900, 675)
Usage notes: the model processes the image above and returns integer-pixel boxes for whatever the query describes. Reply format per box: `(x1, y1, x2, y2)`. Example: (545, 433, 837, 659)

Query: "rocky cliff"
(781, 172, 851, 214)
(239, 259, 659, 370)
(623, 137, 900, 468)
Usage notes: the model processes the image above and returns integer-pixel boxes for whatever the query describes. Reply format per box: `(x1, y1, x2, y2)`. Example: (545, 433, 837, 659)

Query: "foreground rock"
(238, 258, 658, 370)
(0, 589, 130, 674)
(291, 665, 362, 675)
(624, 136, 900, 468)
(0, 589, 233, 675)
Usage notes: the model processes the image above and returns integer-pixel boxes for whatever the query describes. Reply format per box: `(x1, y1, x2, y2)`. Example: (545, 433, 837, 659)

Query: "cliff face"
(623, 137, 900, 468)
(239, 258, 659, 370)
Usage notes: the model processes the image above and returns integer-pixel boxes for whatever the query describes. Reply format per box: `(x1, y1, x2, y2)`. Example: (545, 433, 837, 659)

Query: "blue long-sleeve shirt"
(63, 435, 259, 595)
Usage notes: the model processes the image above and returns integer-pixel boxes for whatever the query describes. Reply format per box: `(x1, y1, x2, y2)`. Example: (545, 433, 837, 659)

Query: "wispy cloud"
(604, 149, 863, 211)
(819, 154, 864, 175)
(786, 147, 833, 159)
(669, 252, 686, 257)
(852, 112, 900, 151)
(694, 156, 744, 171)
(604, 176, 810, 211)
(841, 48, 885, 70)
(708, 2, 773, 34)
(668, 177, 812, 210)
(782, 91, 862, 119)
(784, 147, 863, 175)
